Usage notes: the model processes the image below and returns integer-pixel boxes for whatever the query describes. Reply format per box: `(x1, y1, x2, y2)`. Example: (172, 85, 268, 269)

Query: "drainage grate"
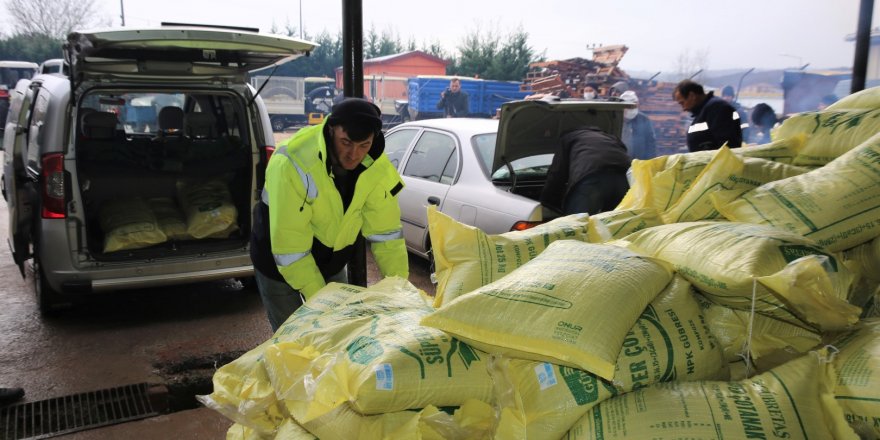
(0, 383, 166, 440)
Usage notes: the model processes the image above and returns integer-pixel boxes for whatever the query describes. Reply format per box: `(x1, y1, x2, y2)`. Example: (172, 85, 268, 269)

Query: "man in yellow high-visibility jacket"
(250, 98, 409, 331)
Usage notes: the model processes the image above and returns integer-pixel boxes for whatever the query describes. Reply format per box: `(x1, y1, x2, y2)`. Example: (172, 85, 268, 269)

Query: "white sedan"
(384, 99, 631, 259)
(384, 117, 547, 258)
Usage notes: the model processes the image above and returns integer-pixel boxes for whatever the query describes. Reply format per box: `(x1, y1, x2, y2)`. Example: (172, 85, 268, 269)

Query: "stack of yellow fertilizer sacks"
(199, 86, 880, 439)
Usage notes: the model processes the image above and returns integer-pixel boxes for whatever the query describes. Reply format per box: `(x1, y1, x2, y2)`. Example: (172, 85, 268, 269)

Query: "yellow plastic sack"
(838, 234, 880, 312)
(845, 236, 880, 284)
(491, 275, 727, 440)
(718, 131, 880, 252)
(661, 146, 808, 223)
(100, 197, 168, 253)
(827, 85, 880, 111)
(772, 106, 880, 166)
(200, 338, 287, 435)
(299, 399, 493, 440)
(201, 282, 399, 435)
(865, 291, 880, 318)
(148, 197, 190, 240)
(421, 240, 673, 381)
(618, 137, 805, 213)
(831, 319, 880, 438)
(586, 208, 663, 243)
(615, 156, 668, 210)
(696, 294, 822, 364)
(226, 419, 317, 440)
(261, 277, 493, 424)
(428, 206, 590, 307)
(299, 403, 438, 440)
(177, 178, 238, 239)
(563, 349, 858, 440)
(621, 221, 861, 331)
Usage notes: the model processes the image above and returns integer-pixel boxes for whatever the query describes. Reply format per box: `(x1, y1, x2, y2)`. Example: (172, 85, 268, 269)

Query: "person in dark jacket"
(539, 126, 632, 215)
(436, 78, 469, 117)
(750, 103, 778, 145)
(619, 91, 657, 160)
(721, 85, 750, 143)
(674, 80, 742, 151)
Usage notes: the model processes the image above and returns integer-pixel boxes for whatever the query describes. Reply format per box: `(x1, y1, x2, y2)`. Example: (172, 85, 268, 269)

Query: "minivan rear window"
(0, 67, 36, 89)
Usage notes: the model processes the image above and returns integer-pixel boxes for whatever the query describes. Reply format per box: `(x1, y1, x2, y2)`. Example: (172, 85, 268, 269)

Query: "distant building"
(334, 50, 448, 113)
(782, 69, 850, 115)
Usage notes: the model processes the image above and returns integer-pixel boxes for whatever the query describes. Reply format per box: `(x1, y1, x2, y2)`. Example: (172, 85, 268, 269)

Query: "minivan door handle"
(427, 196, 441, 205)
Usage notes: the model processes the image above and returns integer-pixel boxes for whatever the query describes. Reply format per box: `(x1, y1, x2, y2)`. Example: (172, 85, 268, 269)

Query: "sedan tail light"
(510, 220, 542, 231)
(41, 153, 66, 219)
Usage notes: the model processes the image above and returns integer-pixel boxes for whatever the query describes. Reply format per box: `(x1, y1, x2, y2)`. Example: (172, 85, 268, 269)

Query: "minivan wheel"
(33, 255, 71, 316)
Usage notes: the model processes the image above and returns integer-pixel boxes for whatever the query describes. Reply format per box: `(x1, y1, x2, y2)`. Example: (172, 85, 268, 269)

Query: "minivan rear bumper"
(62, 264, 254, 293)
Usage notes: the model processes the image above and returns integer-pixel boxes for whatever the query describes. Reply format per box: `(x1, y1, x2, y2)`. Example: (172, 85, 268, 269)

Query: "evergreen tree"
(0, 33, 63, 63)
(448, 26, 543, 81)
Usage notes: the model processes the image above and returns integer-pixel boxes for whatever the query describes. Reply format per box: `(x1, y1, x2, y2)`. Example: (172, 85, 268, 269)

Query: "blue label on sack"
(375, 363, 394, 390)
(535, 362, 558, 390)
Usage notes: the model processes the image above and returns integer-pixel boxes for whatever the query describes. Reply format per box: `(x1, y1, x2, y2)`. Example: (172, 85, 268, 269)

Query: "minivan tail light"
(0, 88, 8, 99)
(264, 145, 275, 163)
(41, 153, 66, 219)
(510, 220, 542, 231)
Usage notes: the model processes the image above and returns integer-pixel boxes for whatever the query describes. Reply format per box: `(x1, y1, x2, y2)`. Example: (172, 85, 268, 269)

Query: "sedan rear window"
(472, 132, 553, 180)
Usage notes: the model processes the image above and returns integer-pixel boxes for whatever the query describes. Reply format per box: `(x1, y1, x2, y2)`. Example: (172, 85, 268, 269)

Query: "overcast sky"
(6, 0, 878, 72)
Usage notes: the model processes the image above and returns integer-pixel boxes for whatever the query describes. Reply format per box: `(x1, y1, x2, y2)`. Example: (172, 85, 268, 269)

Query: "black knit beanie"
(326, 98, 383, 133)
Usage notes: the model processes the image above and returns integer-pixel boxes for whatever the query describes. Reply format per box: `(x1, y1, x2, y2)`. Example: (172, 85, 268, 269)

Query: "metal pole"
(851, 0, 874, 94)
(299, 0, 303, 38)
(342, 0, 364, 98)
(120, 0, 125, 26)
(342, 0, 367, 287)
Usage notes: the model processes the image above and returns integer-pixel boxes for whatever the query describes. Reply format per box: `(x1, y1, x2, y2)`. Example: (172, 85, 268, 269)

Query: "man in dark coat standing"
(540, 126, 632, 215)
(674, 80, 742, 152)
(436, 78, 469, 117)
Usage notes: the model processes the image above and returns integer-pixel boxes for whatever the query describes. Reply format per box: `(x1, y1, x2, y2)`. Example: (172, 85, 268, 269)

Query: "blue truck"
(404, 75, 530, 120)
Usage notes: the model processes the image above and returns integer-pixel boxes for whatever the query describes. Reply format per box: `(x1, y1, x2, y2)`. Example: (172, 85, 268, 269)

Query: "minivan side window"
(384, 128, 418, 169)
(402, 131, 456, 184)
(26, 90, 50, 172)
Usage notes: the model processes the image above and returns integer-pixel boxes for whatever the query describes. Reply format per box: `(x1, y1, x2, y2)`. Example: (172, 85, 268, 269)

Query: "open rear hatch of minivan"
(66, 24, 316, 82)
(66, 25, 316, 261)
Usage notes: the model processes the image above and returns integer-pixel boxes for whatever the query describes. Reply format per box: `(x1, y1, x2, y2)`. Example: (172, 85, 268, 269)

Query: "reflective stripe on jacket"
(254, 120, 407, 299)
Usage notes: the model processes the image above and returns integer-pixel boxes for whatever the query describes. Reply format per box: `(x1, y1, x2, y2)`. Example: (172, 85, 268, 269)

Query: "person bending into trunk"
(250, 98, 409, 331)
(540, 126, 632, 215)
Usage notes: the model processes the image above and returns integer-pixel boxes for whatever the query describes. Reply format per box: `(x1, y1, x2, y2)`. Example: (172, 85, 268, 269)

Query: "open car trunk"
(75, 89, 255, 261)
(491, 98, 632, 209)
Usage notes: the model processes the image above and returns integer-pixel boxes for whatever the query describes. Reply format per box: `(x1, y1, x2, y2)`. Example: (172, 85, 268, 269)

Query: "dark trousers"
(563, 169, 630, 215)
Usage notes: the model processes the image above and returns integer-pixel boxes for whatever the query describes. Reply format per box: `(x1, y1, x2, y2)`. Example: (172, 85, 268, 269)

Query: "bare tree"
(674, 48, 710, 82)
(5, 0, 110, 38)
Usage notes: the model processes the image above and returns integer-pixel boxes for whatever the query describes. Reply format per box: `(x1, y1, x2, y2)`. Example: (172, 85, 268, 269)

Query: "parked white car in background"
(384, 98, 630, 259)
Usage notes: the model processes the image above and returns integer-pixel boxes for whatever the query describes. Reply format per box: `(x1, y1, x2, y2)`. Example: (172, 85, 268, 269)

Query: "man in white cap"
(609, 81, 629, 97)
(619, 91, 657, 160)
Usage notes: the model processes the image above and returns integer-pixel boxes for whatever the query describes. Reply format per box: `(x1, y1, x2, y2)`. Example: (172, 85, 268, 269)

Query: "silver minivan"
(1, 25, 315, 314)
